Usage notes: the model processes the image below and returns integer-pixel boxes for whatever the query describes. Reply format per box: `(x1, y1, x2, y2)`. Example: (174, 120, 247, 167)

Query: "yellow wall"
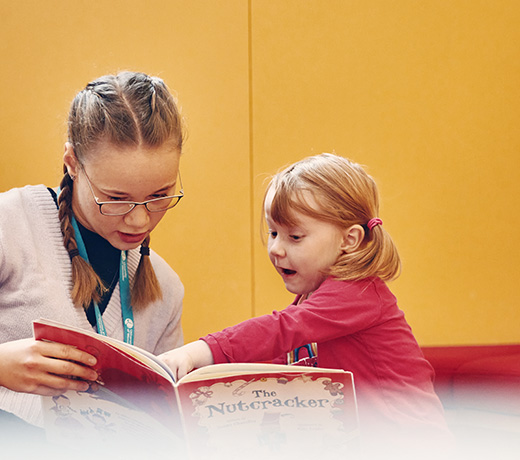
(250, 1, 520, 346)
(1, 1, 519, 346)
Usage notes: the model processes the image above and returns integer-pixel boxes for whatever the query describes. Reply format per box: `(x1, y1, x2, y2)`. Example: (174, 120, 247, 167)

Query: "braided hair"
(60, 71, 183, 309)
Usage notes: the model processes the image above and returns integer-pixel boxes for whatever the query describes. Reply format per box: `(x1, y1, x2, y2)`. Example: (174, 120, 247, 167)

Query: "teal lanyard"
(70, 214, 135, 344)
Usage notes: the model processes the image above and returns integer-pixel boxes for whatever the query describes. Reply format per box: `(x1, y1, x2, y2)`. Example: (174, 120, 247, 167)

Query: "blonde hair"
(264, 153, 400, 282)
(59, 71, 184, 309)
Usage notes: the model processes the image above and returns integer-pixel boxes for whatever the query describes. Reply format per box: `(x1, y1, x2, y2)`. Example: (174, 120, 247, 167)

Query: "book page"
(41, 386, 185, 457)
(179, 362, 349, 383)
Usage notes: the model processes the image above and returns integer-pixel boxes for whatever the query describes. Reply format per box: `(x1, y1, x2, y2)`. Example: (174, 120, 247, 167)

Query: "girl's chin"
(283, 281, 305, 296)
(282, 278, 322, 296)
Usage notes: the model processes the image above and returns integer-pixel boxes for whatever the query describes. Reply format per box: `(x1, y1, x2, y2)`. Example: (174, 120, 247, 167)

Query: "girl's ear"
(340, 224, 365, 253)
(63, 142, 79, 178)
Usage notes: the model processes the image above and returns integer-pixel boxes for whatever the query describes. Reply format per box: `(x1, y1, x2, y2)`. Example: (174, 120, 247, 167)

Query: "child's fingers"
(39, 341, 97, 367)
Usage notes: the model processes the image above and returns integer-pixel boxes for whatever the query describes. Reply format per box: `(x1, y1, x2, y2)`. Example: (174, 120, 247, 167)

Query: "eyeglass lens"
(100, 196, 182, 215)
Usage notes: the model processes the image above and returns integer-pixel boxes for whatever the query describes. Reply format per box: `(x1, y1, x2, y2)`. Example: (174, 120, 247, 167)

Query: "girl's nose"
(268, 238, 286, 258)
(124, 204, 150, 228)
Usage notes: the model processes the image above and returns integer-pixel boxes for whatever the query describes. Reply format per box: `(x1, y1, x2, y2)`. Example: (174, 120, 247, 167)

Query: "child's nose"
(269, 238, 286, 258)
(124, 204, 150, 228)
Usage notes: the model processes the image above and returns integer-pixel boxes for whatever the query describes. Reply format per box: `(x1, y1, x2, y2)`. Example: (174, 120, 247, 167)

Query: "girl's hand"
(159, 340, 214, 381)
(0, 338, 98, 396)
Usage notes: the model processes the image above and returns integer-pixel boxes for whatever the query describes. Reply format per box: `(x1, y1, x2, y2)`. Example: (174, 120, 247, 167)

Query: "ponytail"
(330, 224, 401, 282)
(265, 153, 401, 283)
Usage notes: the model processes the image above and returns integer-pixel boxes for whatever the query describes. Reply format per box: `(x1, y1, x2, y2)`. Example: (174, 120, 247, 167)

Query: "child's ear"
(340, 225, 365, 253)
(63, 142, 79, 178)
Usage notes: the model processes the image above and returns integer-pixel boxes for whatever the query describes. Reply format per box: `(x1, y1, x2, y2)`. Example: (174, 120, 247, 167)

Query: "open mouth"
(118, 232, 147, 244)
(281, 268, 296, 275)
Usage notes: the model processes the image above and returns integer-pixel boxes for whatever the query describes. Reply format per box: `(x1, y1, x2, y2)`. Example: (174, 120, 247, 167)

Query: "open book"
(33, 319, 359, 459)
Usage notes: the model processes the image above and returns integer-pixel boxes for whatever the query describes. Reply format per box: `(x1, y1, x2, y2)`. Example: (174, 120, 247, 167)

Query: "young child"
(160, 153, 451, 452)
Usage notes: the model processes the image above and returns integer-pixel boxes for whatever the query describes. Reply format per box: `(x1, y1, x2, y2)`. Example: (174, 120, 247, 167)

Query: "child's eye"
(290, 235, 302, 241)
(269, 231, 278, 238)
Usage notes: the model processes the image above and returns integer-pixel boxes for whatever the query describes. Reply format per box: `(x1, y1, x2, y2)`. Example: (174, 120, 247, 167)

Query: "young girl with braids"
(0, 71, 185, 436)
(160, 153, 452, 453)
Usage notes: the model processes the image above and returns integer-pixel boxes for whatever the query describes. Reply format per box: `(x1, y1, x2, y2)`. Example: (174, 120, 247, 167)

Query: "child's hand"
(0, 338, 98, 396)
(159, 340, 214, 381)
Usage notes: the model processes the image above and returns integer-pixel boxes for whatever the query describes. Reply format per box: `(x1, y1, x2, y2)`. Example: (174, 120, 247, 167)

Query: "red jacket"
(202, 277, 449, 441)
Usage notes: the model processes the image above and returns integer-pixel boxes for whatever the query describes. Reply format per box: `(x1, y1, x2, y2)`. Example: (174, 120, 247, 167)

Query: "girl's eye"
(269, 231, 278, 238)
(290, 235, 302, 241)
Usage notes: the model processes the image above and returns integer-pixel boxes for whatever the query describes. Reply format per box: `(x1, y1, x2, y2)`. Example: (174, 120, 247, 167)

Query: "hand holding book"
(33, 319, 359, 458)
(159, 340, 214, 380)
(0, 337, 98, 396)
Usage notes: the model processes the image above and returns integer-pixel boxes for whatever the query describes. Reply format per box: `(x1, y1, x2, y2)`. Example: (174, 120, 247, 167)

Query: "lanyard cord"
(70, 214, 135, 344)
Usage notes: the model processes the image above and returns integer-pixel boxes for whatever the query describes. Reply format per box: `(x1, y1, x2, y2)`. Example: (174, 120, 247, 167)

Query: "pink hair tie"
(367, 218, 383, 230)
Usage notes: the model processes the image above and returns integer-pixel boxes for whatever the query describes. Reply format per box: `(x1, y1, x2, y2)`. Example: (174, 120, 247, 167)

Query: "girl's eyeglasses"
(81, 167, 184, 216)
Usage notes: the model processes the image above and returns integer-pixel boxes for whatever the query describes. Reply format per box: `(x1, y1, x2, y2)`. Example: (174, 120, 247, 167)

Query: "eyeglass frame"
(79, 166, 184, 216)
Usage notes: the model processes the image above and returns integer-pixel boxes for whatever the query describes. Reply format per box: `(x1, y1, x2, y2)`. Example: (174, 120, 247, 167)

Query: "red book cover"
(33, 319, 180, 430)
(33, 319, 359, 458)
